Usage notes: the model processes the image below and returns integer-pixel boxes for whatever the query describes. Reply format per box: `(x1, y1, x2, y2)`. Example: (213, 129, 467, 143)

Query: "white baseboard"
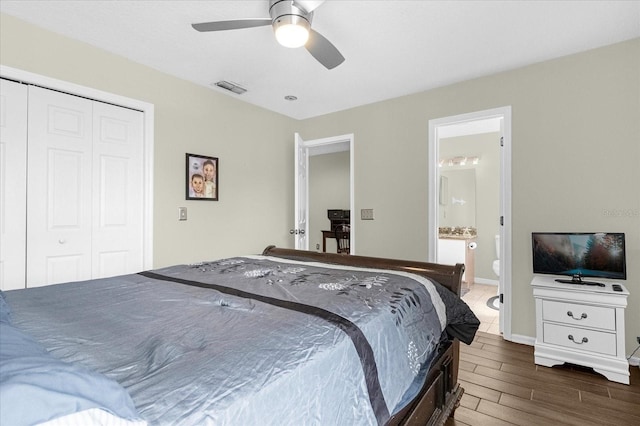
(509, 333, 535, 346)
(474, 278, 499, 286)
(629, 356, 639, 367)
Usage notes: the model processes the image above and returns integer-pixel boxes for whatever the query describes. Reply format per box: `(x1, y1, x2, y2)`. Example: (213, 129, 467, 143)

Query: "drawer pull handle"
(567, 311, 587, 320)
(568, 335, 588, 344)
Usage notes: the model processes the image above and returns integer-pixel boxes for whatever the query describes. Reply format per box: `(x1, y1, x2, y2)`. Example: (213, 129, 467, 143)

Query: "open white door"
(293, 133, 309, 250)
(498, 113, 512, 337)
(498, 117, 505, 333)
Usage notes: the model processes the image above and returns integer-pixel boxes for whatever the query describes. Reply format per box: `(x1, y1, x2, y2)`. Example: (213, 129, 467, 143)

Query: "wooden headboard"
(262, 246, 465, 297)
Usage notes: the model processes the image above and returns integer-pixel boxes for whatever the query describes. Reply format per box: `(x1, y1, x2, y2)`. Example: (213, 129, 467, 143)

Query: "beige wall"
(299, 38, 640, 351)
(2, 13, 638, 354)
(0, 13, 298, 267)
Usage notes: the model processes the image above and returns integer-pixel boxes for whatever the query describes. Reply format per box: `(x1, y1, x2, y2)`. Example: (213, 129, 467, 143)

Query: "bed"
(0, 246, 479, 426)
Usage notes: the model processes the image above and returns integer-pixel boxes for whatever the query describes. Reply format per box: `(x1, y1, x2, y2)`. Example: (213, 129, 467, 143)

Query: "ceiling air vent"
(213, 80, 247, 95)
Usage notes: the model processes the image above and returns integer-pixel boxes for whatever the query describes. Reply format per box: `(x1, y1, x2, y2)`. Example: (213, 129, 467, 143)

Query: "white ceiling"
(1, 1, 638, 120)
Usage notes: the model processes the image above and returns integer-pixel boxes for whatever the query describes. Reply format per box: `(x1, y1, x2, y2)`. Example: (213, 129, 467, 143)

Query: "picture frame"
(186, 153, 219, 201)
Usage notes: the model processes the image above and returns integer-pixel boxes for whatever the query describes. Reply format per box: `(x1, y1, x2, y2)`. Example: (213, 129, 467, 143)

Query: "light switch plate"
(361, 208, 374, 220)
(178, 207, 187, 221)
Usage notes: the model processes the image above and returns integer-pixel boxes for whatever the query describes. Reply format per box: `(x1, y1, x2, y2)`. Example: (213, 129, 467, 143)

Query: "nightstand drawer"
(543, 323, 617, 356)
(542, 300, 615, 330)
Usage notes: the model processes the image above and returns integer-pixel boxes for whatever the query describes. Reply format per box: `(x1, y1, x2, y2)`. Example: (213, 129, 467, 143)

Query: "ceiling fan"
(192, 0, 345, 70)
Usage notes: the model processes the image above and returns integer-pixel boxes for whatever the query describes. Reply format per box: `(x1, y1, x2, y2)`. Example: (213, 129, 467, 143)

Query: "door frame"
(428, 106, 512, 340)
(1, 65, 155, 270)
(294, 132, 355, 253)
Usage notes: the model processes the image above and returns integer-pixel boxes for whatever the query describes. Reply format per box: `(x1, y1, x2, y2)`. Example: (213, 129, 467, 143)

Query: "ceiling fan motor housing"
(270, 0, 314, 27)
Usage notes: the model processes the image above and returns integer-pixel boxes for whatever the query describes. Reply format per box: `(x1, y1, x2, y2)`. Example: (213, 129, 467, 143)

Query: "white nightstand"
(531, 276, 629, 384)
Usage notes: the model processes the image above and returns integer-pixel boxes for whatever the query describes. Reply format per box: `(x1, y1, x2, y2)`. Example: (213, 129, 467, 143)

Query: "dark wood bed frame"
(262, 246, 466, 426)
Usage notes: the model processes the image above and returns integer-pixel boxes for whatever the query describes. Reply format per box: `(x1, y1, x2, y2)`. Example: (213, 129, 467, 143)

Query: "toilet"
(492, 234, 500, 277)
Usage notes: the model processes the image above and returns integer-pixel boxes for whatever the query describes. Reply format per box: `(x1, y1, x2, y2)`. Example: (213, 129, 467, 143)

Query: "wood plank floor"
(445, 331, 640, 425)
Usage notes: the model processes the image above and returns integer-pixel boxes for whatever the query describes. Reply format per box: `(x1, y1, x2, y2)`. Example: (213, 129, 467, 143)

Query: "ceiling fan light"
(274, 15, 310, 48)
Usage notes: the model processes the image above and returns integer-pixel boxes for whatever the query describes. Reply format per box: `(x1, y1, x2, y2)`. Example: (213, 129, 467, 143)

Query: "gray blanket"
(4, 255, 477, 425)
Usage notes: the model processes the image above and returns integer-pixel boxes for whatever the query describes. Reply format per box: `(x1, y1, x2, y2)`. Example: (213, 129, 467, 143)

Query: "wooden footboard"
(387, 340, 462, 426)
(262, 246, 465, 425)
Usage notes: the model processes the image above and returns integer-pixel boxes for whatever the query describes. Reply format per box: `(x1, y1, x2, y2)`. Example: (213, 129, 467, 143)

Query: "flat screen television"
(532, 232, 626, 285)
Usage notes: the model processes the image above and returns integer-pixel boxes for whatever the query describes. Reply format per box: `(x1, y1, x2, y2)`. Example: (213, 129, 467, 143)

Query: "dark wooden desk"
(321, 230, 335, 252)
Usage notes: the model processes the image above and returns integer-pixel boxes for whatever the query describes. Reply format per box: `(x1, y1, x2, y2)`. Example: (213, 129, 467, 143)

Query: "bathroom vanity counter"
(437, 236, 476, 289)
(438, 235, 474, 240)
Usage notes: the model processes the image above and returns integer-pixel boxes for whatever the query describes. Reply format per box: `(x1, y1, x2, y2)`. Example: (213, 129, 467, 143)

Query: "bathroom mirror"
(439, 176, 448, 205)
(438, 168, 476, 228)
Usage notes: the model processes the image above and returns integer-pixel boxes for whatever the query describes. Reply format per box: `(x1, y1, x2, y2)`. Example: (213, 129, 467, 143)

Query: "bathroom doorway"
(428, 107, 512, 340)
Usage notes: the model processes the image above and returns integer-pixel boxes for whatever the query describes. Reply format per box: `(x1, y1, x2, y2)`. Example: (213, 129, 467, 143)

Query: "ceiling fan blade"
(192, 19, 272, 32)
(305, 29, 345, 70)
(295, 0, 325, 14)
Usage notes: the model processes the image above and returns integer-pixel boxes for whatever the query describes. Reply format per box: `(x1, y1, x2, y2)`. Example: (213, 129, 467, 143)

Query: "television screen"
(532, 232, 626, 281)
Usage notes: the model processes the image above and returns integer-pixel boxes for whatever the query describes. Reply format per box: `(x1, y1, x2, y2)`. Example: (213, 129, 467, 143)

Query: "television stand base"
(555, 278, 605, 287)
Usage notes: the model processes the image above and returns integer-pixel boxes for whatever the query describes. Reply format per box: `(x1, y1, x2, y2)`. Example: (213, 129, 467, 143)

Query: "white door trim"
(294, 133, 355, 253)
(0, 79, 28, 290)
(1, 65, 155, 270)
(428, 106, 512, 340)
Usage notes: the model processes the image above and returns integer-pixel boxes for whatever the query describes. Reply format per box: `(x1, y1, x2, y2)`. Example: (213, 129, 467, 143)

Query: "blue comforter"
(0, 292, 144, 425)
(3, 255, 478, 425)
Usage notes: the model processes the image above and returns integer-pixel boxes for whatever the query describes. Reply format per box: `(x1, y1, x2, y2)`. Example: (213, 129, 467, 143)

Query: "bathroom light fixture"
(274, 15, 310, 48)
(438, 156, 480, 167)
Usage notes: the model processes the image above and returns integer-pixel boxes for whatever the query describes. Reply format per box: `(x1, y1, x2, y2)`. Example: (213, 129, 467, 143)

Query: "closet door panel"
(27, 86, 93, 287)
(48, 150, 84, 227)
(45, 254, 84, 286)
(0, 79, 28, 290)
(93, 101, 144, 278)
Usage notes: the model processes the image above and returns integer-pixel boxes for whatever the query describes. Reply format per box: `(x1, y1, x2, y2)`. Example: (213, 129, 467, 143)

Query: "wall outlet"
(361, 208, 374, 220)
(178, 207, 187, 221)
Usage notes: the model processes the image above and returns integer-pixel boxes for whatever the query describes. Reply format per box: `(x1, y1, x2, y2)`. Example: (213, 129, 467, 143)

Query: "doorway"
(428, 107, 512, 340)
(293, 133, 354, 253)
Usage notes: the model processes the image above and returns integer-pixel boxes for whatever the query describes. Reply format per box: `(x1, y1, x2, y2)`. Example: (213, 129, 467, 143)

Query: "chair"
(334, 226, 350, 254)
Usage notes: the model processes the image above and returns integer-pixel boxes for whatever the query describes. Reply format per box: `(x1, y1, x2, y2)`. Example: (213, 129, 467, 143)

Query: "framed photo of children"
(186, 153, 218, 201)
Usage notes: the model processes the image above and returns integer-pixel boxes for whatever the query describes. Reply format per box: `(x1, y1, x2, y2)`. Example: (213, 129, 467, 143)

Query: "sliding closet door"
(27, 86, 94, 286)
(92, 102, 143, 278)
(26, 86, 145, 287)
(0, 79, 28, 291)
(0, 77, 147, 289)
